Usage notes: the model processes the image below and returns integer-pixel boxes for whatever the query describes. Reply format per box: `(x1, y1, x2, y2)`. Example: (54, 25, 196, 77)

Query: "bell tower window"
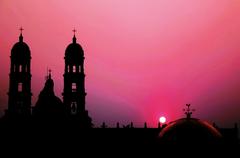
(73, 65, 76, 73)
(71, 102, 77, 115)
(72, 83, 77, 92)
(67, 65, 70, 72)
(19, 65, 22, 72)
(79, 65, 81, 73)
(18, 83, 23, 92)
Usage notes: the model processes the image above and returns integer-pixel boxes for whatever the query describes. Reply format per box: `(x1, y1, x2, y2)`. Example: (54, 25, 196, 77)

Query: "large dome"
(158, 118, 222, 144)
(34, 73, 66, 119)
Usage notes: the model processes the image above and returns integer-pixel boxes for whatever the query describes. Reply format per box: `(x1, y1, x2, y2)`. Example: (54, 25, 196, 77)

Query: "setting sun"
(159, 116, 166, 124)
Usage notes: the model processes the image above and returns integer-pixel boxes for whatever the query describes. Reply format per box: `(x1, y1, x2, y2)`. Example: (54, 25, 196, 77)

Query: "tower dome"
(65, 35, 84, 64)
(11, 33, 31, 63)
(33, 70, 66, 120)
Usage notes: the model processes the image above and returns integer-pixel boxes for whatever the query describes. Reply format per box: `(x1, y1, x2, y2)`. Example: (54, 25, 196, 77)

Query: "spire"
(48, 69, 52, 79)
(19, 27, 24, 42)
(45, 68, 52, 80)
(72, 28, 77, 43)
(44, 68, 54, 92)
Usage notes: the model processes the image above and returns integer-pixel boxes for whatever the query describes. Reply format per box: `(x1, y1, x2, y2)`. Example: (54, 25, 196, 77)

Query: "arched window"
(19, 65, 22, 72)
(67, 65, 70, 72)
(72, 83, 77, 92)
(18, 83, 23, 92)
(79, 65, 81, 72)
(13, 65, 16, 72)
(73, 65, 76, 73)
(71, 102, 77, 115)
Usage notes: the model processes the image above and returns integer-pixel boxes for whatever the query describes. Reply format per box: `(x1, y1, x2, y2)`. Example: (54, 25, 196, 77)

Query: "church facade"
(5, 29, 92, 127)
(0, 28, 238, 146)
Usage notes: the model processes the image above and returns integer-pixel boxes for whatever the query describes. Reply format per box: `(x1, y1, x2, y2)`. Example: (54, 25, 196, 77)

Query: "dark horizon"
(1, 0, 240, 127)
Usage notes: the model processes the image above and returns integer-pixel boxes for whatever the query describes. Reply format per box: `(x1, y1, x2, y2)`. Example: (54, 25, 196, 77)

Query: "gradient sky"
(0, 0, 240, 127)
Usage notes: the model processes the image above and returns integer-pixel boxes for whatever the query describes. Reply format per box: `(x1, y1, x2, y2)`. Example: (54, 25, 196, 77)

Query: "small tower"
(7, 28, 32, 118)
(63, 29, 92, 127)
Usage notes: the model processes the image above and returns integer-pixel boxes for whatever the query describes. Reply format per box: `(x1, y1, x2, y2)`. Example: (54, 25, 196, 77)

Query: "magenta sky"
(0, 0, 240, 127)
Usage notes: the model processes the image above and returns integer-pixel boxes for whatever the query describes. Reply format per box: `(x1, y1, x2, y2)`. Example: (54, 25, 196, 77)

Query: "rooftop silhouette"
(0, 29, 238, 148)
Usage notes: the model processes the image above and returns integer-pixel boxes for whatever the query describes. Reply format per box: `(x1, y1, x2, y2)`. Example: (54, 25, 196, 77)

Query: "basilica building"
(5, 29, 92, 127)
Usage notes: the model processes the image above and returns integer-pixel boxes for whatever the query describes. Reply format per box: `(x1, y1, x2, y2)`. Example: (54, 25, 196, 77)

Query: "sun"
(159, 116, 166, 124)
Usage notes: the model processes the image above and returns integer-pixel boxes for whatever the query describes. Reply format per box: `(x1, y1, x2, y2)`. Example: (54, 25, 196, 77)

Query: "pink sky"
(0, 0, 240, 127)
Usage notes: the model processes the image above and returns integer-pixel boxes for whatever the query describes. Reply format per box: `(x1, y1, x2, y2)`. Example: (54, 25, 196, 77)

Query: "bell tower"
(63, 29, 92, 127)
(7, 28, 32, 118)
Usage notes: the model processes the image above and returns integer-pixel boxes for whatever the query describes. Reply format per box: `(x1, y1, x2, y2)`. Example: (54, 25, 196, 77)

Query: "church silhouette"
(0, 28, 239, 148)
(4, 28, 92, 127)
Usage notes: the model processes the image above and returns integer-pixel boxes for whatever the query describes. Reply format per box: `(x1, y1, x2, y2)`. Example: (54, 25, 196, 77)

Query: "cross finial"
(45, 67, 52, 80)
(72, 28, 77, 43)
(19, 27, 24, 34)
(73, 28, 77, 36)
(183, 104, 195, 119)
(19, 27, 24, 42)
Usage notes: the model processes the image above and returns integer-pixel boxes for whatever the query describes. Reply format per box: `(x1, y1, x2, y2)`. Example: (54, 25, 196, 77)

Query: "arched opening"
(19, 65, 22, 72)
(71, 102, 77, 115)
(73, 65, 76, 73)
(67, 65, 70, 72)
(18, 83, 23, 92)
(79, 65, 81, 73)
(72, 83, 77, 92)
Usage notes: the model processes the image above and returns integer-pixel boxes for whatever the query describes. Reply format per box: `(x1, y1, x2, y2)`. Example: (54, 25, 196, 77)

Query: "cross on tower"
(183, 104, 195, 119)
(73, 28, 77, 36)
(19, 27, 24, 34)
(45, 68, 52, 80)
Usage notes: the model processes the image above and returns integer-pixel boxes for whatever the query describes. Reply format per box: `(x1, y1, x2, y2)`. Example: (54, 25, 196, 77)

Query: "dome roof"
(158, 118, 222, 144)
(34, 73, 66, 119)
(11, 34, 31, 59)
(65, 36, 84, 59)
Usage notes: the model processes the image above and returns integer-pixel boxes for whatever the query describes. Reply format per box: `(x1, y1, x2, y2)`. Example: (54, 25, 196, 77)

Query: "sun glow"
(159, 116, 166, 124)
